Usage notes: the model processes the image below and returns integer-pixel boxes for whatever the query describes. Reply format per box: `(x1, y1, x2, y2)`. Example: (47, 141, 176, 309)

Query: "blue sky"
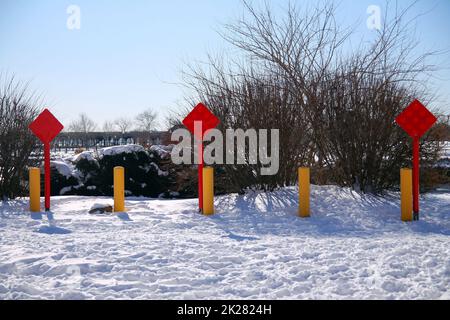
(0, 0, 449, 129)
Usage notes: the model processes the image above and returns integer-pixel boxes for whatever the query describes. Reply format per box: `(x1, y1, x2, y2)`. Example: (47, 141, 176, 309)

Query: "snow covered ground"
(0, 185, 449, 300)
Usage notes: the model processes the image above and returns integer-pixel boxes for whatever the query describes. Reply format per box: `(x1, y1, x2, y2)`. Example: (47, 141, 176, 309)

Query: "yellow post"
(114, 166, 125, 212)
(401, 168, 413, 222)
(298, 167, 310, 218)
(29, 167, 41, 212)
(202, 167, 214, 215)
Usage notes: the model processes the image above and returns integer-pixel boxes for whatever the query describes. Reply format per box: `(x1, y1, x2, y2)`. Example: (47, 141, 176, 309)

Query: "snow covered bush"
(47, 161, 80, 196)
(48, 145, 177, 198)
(47, 144, 240, 199)
(95, 145, 170, 197)
(70, 151, 101, 196)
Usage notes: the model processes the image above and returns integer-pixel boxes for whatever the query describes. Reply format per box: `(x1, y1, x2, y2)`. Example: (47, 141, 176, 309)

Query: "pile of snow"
(98, 145, 145, 157)
(149, 145, 173, 159)
(149, 162, 168, 177)
(1, 185, 449, 299)
(59, 186, 74, 195)
(49, 161, 74, 178)
(70, 151, 95, 163)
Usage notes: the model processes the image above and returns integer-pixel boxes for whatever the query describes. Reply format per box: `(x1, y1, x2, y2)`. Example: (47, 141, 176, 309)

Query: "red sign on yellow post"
(29, 109, 64, 211)
(395, 100, 437, 221)
(182, 103, 220, 212)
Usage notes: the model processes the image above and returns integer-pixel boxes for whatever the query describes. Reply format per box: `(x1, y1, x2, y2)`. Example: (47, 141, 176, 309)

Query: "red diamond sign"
(29, 109, 64, 144)
(182, 103, 220, 140)
(395, 100, 437, 138)
(395, 99, 437, 221)
(28, 108, 64, 212)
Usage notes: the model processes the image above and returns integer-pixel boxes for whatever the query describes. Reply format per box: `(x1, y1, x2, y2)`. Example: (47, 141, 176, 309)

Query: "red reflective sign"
(29, 109, 64, 143)
(395, 100, 437, 138)
(182, 103, 220, 140)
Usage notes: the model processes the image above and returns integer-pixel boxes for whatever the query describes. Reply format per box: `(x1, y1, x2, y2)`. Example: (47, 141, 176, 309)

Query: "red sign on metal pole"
(29, 109, 64, 212)
(395, 99, 437, 221)
(182, 103, 220, 212)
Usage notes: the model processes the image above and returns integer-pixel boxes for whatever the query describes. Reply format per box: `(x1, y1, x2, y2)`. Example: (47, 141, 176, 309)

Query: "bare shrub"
(183, 0, 444, 193)
(0, 75, 41, 199)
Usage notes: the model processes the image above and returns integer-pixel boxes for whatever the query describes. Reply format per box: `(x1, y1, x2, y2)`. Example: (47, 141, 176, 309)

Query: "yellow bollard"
(114, 166, 125, 212)
(29, 167, 41, 212)
(400, 168, 413, 222)
(202, 167, 214, 215)
(298, 167, 310, 218)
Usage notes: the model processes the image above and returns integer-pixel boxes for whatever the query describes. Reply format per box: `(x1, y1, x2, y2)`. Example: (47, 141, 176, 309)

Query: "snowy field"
(0, 185, 449, 300)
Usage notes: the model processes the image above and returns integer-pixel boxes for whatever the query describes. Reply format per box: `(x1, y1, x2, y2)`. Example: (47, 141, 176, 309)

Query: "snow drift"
(0, 185, 449, 299)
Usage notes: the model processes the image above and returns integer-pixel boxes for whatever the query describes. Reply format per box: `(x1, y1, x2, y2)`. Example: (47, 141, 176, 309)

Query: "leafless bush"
(307, 1, 443, 192)
(312, 65, 417, 192)
(185, 61, 311, 191)
(0, 75, 41, 199)
(183, 0, 444, 193)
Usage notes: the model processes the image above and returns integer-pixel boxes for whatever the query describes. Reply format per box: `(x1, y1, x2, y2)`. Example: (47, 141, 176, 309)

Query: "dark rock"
(89, 204, 113, 214)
